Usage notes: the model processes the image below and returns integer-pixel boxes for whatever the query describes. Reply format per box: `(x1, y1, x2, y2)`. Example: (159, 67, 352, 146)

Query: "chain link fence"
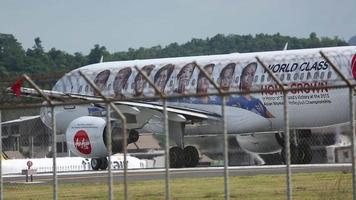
(0, 50, 355, 199)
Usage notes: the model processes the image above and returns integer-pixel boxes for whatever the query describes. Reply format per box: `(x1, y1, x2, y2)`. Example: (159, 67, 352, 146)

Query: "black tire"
(91, 158, 102, 170)
(281, 143, 312, 164)
(183, 146, 199, 167)
(128, 130, 139, 144)
(169, 146, 184, 168)
(298, 142, 312, 164)
(281, 144, 300, 164)
(99, 157, 108, 170)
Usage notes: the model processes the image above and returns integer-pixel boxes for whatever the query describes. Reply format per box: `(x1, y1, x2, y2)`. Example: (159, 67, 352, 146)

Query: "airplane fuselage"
(32, 46, 356, 162)
(51, 46, 356, 134)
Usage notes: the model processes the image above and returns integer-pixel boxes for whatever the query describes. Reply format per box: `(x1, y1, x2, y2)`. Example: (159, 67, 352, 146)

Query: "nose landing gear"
(91, 157, 108, 170)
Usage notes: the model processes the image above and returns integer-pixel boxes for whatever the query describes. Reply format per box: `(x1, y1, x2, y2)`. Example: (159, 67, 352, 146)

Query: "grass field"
(3, 172, 352, 200)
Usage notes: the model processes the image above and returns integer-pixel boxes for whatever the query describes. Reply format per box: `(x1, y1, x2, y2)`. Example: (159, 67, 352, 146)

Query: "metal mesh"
(0, 50, 355, 200)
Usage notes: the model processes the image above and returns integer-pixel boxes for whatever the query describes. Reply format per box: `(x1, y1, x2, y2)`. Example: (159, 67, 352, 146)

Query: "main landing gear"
(277, 130, 313, 164)
(281, 142, 312, 164)
(169, 146, 199, 168)
(91, 157, 108, 170)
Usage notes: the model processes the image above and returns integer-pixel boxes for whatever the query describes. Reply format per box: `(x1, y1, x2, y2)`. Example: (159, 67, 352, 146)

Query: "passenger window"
(307, 72, 312, 80)
(78, 85, 82, 93)
(320, 71, 325, 79)
(254, 75, 258, 83)
(260, 75, 265, 83)
(313, 72, 319, 80)
(300, 73, 305, 81)
(293, 73, 299, 81)
(267, 75, 272, 82)
(287, 73, 291, 81)
(235, 76, 239, 84)
(327, 71, 332, 79)
(280, 74, 285, 81)
(85, 85, 89, 92)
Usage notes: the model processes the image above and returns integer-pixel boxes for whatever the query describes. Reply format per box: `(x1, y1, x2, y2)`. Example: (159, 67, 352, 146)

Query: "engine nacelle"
(236, 132, 282, 154)
(66, 116, 139, 158)
(66, 116, 108, 158)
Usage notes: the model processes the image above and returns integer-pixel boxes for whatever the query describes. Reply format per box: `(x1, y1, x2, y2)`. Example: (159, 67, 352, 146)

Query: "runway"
(3, 164, 351, 184)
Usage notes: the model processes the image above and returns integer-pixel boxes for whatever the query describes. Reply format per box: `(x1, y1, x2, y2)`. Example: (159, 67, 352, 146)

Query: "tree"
(0, 33, 26, 75)
(87, 44, 109, 64)
(349, 35, 356, 45)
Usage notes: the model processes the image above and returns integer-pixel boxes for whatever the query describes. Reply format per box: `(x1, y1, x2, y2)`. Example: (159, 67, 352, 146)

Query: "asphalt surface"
(3, 164, 351, 185)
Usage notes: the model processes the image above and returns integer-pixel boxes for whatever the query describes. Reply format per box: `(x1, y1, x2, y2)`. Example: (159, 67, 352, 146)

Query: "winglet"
(11, 78, 24, 97)
(283, 42, 288, 51)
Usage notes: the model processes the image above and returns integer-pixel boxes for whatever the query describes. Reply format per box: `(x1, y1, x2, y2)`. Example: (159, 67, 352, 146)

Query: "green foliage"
(349, 35, 356, 45)
(0, 32, 349, 79)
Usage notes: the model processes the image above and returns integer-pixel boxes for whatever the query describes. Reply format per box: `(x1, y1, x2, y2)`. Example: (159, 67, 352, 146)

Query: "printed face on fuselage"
(240, 63, 257, 91)
(154, 64, 174, 94)
(156, 69, 168, 91)
(134, 65, 155, 96)
(94, 70, 110, 92)
(176, 63, 195, 94)
(197, 64, 214, 94)
(219, 64, 235, 91)
(113, 67, 132, 97)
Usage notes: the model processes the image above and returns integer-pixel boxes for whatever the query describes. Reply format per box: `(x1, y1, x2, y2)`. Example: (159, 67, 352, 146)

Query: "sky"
(0, 0, 355, 54)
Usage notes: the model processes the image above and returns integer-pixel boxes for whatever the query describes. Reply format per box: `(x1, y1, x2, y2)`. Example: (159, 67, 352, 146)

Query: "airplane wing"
(115, 101, 221, 120)
(6, 87, 102, 101)
(6, 87, 270, 135)
(7, 87, 220, 121)
(1, 115, 41, 126)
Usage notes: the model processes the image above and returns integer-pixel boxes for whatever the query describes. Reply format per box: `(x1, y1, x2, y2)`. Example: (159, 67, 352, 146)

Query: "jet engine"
(236, 132, 282, 154)
(65, 116, 139, 158)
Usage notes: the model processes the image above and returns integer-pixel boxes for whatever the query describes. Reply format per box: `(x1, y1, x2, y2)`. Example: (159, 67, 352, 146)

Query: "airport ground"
(3, 171, 352, 199)
(2, 164, 353, 199)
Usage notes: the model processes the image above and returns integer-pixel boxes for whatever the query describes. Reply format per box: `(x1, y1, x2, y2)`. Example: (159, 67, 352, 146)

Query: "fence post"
(133, 66, 171, 200)
(78, 71, 116, 200)
(194, 63, 230, 200)
(256, 56, 291, 200)
(106, 105, 113, 200)
(20, 74, 58, 200)
(221, 95, 229, 200)
(0, 110, 3, 200)
(320, 51, 356, 200)
(51, 106, 57, 200)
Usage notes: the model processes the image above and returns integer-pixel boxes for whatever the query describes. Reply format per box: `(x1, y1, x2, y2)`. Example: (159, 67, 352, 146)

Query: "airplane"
(6, 46, 356, 169)
(1, 154, 147, 175)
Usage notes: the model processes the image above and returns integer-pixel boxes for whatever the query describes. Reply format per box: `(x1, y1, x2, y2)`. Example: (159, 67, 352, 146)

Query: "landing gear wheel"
(183, 146, 199, 167)
(128, 130, 139, 144)
(91, 158, 102, 170)
(298, 142, 312, 164)
(281, 143, 312, 164)
(169, 146, 184, 168)
(281, 144, 299, 164)
(99, 157, 108, 170)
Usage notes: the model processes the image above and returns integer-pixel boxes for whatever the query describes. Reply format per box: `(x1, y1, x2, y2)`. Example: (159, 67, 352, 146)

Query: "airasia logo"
(74, 130, 92, 155)
(352, 54, 356, 80)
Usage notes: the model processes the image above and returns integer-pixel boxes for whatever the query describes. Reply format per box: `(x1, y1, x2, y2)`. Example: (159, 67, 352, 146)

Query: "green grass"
(4, 172, 352, 200)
